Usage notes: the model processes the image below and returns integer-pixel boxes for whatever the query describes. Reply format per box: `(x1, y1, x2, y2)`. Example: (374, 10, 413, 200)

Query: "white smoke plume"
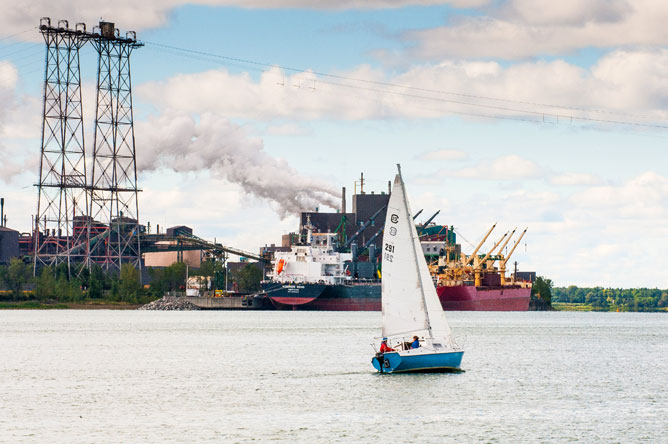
(135, 111, 339, 218)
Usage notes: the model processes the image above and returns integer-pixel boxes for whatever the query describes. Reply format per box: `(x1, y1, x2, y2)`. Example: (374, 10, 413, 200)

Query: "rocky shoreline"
(138, 296, 201, 311)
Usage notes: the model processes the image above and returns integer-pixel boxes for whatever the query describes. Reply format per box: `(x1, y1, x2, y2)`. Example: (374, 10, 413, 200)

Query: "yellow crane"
(495, 227, 517, 256)
(474, 230, 509, 286)
(500, 228, 528, 285)
(464, 223, 496, 267)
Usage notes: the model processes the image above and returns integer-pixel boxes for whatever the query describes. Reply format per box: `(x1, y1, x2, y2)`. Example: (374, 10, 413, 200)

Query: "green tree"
(87, 265, 106, 299)
(231, 263, 263, 293)
(212, 261, 226, 291)
(119, 263, 141, 302)
(194, 260, 215, 277)
(6, 258, 31, 300)
(34, 266, 57, 301)
(531, 276, 553, 306)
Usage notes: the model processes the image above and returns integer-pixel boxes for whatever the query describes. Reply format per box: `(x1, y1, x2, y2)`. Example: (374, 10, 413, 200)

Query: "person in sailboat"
(411, 336, 420, 349)
(379, 338, 395, 353)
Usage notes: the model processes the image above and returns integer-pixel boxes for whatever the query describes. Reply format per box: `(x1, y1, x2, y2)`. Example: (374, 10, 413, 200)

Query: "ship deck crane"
(474, 230, 508, 286)
(500, 228, 528, 285)
(495, 227, 517, 255)
(363, 228, 383, 248)
(412, 209, 424, 220)
(417, 210, 440, 236)
(464, 223, 496, 266)
(343, 204, 387, 249)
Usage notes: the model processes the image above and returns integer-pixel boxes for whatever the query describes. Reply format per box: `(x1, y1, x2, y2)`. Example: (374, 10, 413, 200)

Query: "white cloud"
(264, 123, 311, 136)
(1, 0, 489, 38)
(404, 0, 668, 59)
(433, 170, 668, 287)
(417, 149, 469, 161)
(137, 50, 668, 125)
(447, 154, 542, 180)
(0, 61, 41, 182)
(549, 172, 602, 186)
(500, 0, 632, 26)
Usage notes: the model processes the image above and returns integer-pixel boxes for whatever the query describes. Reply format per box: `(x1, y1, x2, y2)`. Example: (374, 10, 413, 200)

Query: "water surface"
(1, 311, 666, 443)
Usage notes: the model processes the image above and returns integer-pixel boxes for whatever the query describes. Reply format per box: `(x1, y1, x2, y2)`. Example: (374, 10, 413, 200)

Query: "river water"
(1, 310, 666, 443)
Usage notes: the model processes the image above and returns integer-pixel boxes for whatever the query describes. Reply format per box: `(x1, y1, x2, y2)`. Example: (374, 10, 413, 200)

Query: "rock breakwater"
(138, 297, 201, 311)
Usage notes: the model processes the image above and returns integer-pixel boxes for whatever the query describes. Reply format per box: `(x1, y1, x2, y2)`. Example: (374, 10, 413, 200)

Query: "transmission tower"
(33, 18, 91, 275)
(88, 22, 143, 273)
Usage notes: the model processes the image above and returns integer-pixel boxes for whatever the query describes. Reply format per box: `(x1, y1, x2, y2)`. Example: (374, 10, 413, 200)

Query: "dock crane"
(500, 228, 528, 285)
(412, 209, 424, 220)
(417, 210, 440, 236)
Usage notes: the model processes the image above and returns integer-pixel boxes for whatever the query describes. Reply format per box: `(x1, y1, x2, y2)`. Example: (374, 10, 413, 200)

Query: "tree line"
(553, 285, 668, 311)
(0, 258, 263, 304)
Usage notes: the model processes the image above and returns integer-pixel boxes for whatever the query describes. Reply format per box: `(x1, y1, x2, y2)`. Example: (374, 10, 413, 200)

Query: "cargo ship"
(423, 224, 532, 311)
(260, 218, 380, 310)
(260, 176, 532, 311)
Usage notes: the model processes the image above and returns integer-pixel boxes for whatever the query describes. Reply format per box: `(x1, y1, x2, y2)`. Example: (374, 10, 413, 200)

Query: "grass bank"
(0, 300, 142, 310)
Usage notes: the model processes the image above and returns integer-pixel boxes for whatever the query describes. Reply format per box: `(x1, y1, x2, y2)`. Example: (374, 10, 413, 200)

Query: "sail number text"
(384, 243, 395, 262)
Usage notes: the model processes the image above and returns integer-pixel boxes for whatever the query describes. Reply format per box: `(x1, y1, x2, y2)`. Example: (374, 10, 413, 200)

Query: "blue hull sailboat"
(371, 165, 464, 374)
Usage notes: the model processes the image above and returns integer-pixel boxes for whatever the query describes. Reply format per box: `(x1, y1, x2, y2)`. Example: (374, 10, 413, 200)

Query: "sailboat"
(372, 165, 464, 373)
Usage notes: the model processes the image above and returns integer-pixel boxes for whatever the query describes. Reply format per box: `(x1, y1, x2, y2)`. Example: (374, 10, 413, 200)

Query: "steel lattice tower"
(88, 23, 143, 273)
(33, 18, 90, 274)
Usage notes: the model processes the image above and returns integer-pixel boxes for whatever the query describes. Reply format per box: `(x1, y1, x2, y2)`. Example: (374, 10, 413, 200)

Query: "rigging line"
(453, 229, 475, 249)
(143, 40, 663, 122)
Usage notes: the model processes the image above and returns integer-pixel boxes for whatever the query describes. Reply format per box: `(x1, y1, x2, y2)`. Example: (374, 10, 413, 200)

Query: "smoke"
(135, 111, 339, 218)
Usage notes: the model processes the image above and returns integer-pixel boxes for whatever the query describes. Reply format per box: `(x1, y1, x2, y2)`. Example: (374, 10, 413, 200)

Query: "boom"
(464, 223, 496, 266)
(503, 228, 528, 266)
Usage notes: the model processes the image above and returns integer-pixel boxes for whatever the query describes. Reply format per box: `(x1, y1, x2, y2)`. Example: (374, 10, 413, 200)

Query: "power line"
(144, 41, 668, 129)
(0, 27, 37, 43)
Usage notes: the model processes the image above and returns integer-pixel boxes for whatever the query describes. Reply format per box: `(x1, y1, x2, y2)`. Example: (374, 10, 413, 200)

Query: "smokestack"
(388, 180, 391, 194)
(341, 187, 346, 213)
(0, 197, 4, 227)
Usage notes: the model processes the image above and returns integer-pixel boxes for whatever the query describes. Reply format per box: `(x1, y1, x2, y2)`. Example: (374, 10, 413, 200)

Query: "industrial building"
(0, 227, 19, 265)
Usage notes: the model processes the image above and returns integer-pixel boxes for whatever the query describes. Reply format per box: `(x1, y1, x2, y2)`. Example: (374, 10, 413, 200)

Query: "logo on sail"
(390, 214, 399, 223)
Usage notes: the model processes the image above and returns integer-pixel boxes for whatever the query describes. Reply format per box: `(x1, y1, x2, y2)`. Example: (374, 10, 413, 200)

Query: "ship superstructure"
(268, 217, 352, 286)
(261, 216, 381, 310)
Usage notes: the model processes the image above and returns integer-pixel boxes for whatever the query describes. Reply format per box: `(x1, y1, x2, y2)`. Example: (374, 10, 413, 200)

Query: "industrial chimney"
(341, 187, 346, 213)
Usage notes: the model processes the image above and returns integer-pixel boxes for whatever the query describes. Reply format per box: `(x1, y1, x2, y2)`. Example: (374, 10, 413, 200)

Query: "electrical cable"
(144, 40, 668, 127)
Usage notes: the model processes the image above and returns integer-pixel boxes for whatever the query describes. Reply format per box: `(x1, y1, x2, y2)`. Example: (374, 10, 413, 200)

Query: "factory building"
(143, 225, 206, 268)
(0, 226, 20, 265)
(297, 187, 390, 255)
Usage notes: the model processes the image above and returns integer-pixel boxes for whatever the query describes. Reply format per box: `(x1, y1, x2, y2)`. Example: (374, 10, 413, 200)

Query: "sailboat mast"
(396, 164, 432, 334)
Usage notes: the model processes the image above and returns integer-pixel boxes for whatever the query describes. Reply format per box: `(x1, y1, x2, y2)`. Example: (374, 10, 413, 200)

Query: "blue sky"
(1, 0, 667, 287)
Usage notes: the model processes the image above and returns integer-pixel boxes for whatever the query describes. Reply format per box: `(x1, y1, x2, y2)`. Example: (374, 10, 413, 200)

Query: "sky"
(1, 0, 667, 288)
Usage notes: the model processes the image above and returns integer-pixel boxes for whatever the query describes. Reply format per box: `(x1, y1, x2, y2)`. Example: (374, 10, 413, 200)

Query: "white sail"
(381, 166, 455, 347)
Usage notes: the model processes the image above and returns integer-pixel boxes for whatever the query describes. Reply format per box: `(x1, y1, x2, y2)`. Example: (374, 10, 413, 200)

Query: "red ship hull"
(437, 285, 531, 311)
